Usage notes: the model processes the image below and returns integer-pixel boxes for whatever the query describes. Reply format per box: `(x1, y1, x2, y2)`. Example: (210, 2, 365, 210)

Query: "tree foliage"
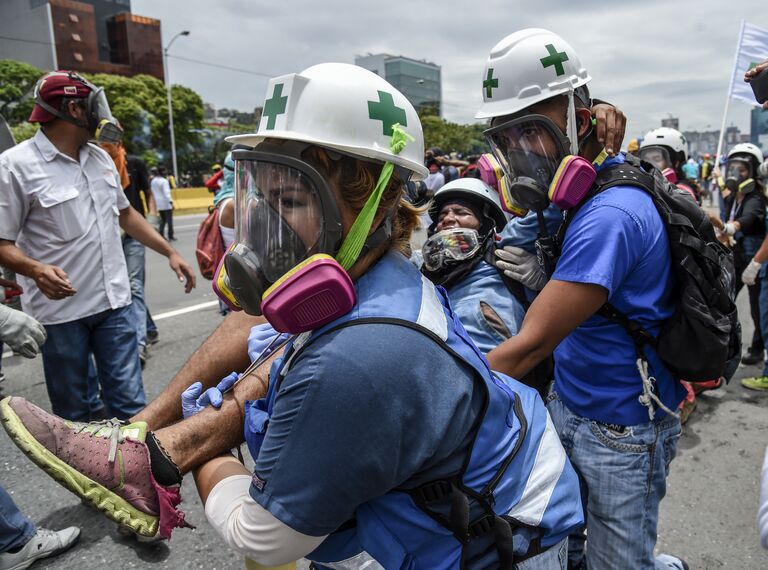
(418, 107, 488, 155)
(0, 60, 205, 172)
(0, 60, 43, 124)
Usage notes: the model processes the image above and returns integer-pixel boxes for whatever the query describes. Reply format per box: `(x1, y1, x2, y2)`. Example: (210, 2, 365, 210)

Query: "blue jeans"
(0, 485, 35, 553)
(515, 537, 567, 569)
(122, 236, 151, 348)
(546, 391, 682, 570)
(41, 305, 146, 421)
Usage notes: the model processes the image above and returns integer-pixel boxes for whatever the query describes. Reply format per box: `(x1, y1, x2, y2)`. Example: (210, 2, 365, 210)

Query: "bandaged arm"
(204, 474, 326, 565)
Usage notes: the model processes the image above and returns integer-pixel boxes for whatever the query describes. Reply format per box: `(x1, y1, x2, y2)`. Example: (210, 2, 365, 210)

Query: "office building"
(355, 53, 441, 116)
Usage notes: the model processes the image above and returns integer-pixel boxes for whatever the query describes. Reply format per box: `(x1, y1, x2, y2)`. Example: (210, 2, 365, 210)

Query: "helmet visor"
(639, 146, 672, 171)
(484, 115, 570, 190)
(235, 158, 327, 283)
(422, 228, 482, 272)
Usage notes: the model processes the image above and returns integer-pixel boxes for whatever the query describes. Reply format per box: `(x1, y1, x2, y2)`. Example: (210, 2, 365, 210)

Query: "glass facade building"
(356, 54, 441, 116)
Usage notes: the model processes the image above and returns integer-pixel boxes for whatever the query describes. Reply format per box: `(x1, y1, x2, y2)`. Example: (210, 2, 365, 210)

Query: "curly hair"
(303, 146, 421, 256)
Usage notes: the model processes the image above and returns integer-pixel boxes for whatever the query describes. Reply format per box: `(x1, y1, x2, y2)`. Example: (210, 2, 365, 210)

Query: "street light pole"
(163, 30, 190, 185)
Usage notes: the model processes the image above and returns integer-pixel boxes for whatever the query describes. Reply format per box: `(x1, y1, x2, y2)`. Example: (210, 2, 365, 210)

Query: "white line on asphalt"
(1, 300, 220, 359)
(153, 300, 219, 320)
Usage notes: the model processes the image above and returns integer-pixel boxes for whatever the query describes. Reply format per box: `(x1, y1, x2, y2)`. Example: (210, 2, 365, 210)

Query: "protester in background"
(205, 163, 223, 195)
(701, 153, 714, 206)
(424, 156, 444, 192)
(712, 144, 767, 369)
(626, 138, 639, 156)
(212, 153, 235, 315)
(0, 70, 196, 421)
(682, 157, 699, 183)
(151, 166, 176, 241)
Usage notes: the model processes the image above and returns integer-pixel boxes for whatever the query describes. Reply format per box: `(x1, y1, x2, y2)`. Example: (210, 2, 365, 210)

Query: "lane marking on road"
(153, 300, 219, 320)
(1, 300, 220, 359)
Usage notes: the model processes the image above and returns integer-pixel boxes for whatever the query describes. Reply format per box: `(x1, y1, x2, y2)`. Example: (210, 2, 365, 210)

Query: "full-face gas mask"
(638, 145, 679, 184)
(33, 72, 123, 143)
(483, 92, 598, 214)
(213, 140, 409, 333)
(725, 157, 755, 194)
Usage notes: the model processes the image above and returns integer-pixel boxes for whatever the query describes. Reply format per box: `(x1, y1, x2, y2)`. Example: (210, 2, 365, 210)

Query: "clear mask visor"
(639, 146, 672, 171)
(235, 159, 325, 283)
(485, 115, 569, 190)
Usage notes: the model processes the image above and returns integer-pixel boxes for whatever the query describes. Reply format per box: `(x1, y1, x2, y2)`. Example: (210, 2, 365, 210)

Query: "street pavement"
(1, 213, 767, 569)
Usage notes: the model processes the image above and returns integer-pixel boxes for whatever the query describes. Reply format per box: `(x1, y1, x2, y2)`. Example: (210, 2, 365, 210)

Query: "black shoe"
(146, 330, 159, 345)
(742, 350, 764, 366)
(139, 345, 148, 369)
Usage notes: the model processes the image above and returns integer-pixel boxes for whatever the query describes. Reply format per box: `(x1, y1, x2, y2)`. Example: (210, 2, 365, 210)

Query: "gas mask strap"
(35, 96, 87, 129)
(565, 91, 579, 156)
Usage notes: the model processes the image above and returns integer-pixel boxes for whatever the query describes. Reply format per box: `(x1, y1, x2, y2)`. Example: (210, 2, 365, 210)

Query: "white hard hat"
(728, 143, 764, 167)
(227, 63, 428, 181)
(640, 127, 688, 157)
(429, 177, 507, 231)
(475, 28, 591, 120)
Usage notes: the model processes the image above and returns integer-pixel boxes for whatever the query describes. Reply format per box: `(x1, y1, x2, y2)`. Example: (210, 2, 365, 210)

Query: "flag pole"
(714, 19, 746, 169)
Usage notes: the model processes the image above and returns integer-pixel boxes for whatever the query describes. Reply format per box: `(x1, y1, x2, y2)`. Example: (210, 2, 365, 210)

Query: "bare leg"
(151, 348, 281, 474)
(132, 310, 265, 430)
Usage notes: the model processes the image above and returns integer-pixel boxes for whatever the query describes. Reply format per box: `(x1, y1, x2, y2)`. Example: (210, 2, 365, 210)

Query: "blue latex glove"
(247, 323, 290, 363)
(180, 371, 239, 418)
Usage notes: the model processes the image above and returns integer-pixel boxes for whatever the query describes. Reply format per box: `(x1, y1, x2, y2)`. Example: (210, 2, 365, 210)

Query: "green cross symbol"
(262, 83, 288, 130)
(367, 90, 407, 136)
(540, 44, 569, 77)
(483, 68, 499, 98)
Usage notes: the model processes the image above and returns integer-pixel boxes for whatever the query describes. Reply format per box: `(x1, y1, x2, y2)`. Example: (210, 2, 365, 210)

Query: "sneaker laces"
(74, 419, 125, 463)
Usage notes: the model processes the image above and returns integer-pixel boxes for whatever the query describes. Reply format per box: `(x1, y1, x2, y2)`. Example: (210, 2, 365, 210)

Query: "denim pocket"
(588, 422, 649, 454)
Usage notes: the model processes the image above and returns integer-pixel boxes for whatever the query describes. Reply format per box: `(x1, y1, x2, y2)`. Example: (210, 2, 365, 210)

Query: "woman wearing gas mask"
(194, 63, 583, 569)
(712, 144, 766, 367)
(420, 178, 525, 351)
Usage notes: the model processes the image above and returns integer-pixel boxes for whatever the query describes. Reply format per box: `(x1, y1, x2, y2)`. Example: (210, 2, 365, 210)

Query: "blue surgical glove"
(247, 323, 290, 362)
(180, 371, 240, 418)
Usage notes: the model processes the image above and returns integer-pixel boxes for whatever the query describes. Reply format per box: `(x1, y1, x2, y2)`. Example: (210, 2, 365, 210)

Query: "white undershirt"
(205, 474, 327, 566)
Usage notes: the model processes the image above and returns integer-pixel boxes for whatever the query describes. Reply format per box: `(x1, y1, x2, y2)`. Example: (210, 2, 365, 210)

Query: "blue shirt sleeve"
(552, 192, 645, 296)
(250, 323, 480, 536)
(499, 203, 563, 254)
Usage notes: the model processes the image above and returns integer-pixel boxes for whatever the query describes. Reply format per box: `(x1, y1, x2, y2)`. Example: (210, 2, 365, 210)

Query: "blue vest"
(446, 260, 527, 354)
(244, 252, 582, 569)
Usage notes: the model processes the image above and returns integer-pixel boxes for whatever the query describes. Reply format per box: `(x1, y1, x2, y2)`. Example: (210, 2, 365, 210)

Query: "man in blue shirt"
(477, 29, 687, 570)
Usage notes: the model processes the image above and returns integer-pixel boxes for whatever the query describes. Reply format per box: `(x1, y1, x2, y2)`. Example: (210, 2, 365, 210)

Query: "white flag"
(729, 22, 768, 107)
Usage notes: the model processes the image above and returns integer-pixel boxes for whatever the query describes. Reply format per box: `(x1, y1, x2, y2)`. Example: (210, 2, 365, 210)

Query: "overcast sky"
(134, 0, 766, 140)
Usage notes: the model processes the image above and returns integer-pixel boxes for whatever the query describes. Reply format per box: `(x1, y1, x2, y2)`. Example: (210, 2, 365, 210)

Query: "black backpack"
(552, 154, 741, 383)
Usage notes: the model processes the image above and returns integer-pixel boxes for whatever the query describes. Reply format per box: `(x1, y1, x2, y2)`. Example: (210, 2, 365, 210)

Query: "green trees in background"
(0, 59, 204, 173)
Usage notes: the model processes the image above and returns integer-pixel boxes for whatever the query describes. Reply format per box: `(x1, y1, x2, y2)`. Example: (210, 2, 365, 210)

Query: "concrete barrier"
(171, 187, 214, 214)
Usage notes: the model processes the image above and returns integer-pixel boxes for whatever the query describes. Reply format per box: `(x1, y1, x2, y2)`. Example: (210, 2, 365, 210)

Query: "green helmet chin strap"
(335, 123, 413, 271)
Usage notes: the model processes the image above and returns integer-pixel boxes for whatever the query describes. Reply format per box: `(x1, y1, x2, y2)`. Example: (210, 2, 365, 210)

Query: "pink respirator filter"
(662, 168, 678, 185)
(548, 155, 597, 210)
(260, 256, 356, 334)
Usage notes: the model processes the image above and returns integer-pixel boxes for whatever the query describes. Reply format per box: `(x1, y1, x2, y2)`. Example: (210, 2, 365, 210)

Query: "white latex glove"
(724, 222, 737, 236)
(0, 305, 46, 358)
(494, 246, 547, 291)
(743, 259, 762, 286)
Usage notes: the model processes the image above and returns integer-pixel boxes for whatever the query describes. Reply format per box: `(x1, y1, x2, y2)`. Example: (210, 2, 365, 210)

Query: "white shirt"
(150, 176, 173, 211)
(425, 171, 445, 192)
(0, 130, 131, 325)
